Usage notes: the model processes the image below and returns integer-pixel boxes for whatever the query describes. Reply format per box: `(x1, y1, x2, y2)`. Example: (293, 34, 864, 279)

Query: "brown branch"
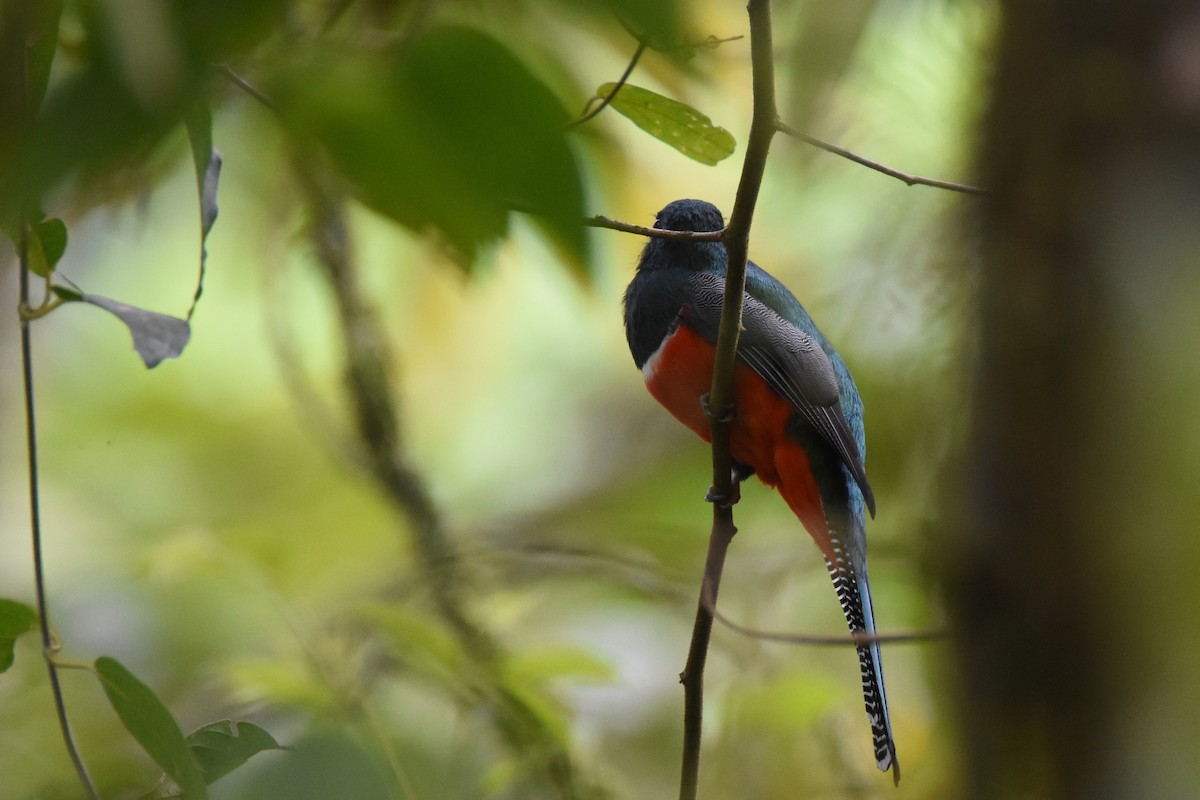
(707, 593, 945, 646)
(294, 162, 587, 798)
(778, 122, 989, 195)
(678, 511, 736, 800)
(586, 214, 725, 241)
(679, 2, 777, 799)
(569, 42, 646, 128)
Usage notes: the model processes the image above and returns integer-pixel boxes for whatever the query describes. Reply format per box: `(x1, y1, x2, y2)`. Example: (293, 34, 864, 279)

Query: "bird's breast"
(643, 321, 835, 559)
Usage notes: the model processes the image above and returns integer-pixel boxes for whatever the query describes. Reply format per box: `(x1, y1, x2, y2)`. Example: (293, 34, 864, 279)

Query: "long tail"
(827, 543, 900, 785)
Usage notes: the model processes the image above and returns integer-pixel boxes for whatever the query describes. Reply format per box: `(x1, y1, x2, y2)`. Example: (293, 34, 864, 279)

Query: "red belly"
(643, 324, 835, 561)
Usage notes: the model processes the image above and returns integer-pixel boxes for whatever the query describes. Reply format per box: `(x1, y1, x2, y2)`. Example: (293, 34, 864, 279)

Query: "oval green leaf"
(600, 82, 736, 165)
(96, 656, 209, 800)
(0, 599, 38, 673)
(37, 217, 68, 273)
(23, 217, 67, 278)
(187, 720, 283, 785)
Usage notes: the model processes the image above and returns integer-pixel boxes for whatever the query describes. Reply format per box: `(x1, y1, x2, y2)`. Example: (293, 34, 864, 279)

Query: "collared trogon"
(623, 199, 899, 783)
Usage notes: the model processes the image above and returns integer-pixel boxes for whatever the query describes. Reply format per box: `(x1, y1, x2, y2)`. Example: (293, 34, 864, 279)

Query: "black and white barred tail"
(827, 542, 900, 785)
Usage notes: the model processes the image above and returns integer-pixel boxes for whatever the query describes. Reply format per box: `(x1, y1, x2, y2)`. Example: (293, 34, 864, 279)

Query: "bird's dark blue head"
(655, 198, 725, 233)
(637, 199, 727, 273)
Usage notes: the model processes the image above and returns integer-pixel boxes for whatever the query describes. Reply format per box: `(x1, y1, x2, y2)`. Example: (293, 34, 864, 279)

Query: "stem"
(585, 215, 725, 241)
(678, 2, 778, 798)
(678, 510, 736, 800)
(710, 604, 945, 646)
(568, 42, 646, 128)
(19, 226, 101, 800)
(777, 122, 989, 195)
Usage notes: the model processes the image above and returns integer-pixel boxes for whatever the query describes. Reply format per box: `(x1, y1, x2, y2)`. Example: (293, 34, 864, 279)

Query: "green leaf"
(51, 284, 84, 302)
(95, 656, 209, 800)
(277, 26, 588, 272)
(37, 217, 67, 271)
(229, 732, 393, 800)
(600, 0, 682, 51)
(601, 82, 736, 165)
(357, 603, 462, 686)
(24, 223, 51, 278)
(22, 215, 67, 277)
(187, 720, 283, 785)
(22, 2, 66, 116)
(730, 671, 842, 733)
(0, 599, 38, 673)
(0, 1, 64, 217)
(506, 645, 615, 685)
(182, 104, 219, 321)
(555, 0, 683, 52)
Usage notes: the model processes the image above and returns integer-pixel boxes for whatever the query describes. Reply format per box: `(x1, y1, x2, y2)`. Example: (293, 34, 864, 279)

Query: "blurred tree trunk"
(959, 1, 1200, 797)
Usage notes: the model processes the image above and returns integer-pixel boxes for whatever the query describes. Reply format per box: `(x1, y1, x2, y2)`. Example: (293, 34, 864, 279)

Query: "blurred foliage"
(0, 598, 37, 672)
(0, 0, 990, 798)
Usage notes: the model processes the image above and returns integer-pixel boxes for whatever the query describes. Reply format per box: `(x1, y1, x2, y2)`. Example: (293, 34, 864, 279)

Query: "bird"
(622, 198, 899, 784)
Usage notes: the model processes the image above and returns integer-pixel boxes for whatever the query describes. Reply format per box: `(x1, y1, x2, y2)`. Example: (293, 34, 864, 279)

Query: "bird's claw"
(705, 483, 740, 508)
(700, 393, 734, 424)
(706, 463, 752, 507)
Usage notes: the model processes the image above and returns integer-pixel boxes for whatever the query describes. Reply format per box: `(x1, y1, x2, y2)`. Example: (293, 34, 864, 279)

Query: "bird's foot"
(705, 482, 740, 508)
(706, 463, 752, 508)
(700, 393, 734, 424)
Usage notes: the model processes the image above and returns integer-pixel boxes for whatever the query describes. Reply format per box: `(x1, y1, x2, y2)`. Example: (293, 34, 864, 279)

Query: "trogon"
(623, 198, 899, 783)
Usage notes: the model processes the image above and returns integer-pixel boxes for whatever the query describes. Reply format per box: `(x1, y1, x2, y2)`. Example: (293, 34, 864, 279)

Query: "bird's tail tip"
(879, 747, 901, 785)
(829, 551, 900, 786)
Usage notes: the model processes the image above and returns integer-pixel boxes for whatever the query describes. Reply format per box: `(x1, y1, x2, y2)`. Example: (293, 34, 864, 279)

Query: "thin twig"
(585, 214, 725, 241)
(672, 34, 745, 52)
(19, 226, 101, 800)
(570, 33, 741, 129)
(778, 122, 989, 195)
(216, 64, 277, 112)
(679, 3, 778, 799)
(569, 42, 646, 128)
(705, 585, 944, 646)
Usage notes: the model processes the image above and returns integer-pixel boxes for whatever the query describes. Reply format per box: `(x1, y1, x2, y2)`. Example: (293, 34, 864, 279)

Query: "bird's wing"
(683, 271, 875, 516)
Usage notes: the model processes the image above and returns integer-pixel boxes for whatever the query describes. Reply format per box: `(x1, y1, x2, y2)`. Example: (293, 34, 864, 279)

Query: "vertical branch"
(19, 227, 101, 800)
(10, 5, 101, 793)
(678, 512, 735, 800)
(294, 162, 586, 798)
(679, 1, 778, 798)
(300, 169, 484, 656)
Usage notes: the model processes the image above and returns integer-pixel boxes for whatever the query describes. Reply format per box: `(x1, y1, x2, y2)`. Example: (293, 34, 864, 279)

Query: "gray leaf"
(184, 102, 220, 321)
(82, 294, 191, 368)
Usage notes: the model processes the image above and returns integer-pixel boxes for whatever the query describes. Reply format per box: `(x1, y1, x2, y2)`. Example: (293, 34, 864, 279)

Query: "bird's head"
(638, 199, 727, 273)
(653, 198, 725, 234)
